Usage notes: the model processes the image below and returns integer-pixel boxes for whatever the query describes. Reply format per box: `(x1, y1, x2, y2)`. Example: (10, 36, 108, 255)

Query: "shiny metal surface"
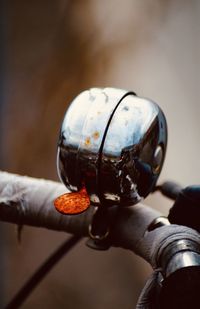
(57, 87, 167, 207)
(165, 251, 200, 278)
(159, 239, 200, 277)
(147, 216, 170, 233)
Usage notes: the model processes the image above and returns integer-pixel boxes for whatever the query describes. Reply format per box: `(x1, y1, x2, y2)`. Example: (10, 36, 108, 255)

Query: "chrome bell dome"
(57, 87, 167, 207)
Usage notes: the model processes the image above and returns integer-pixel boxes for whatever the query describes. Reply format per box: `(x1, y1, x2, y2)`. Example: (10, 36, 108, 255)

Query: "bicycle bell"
(57, 87, 167, 210)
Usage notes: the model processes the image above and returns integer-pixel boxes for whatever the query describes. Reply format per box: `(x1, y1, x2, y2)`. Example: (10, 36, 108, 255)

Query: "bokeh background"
(1, 0, 200, 308)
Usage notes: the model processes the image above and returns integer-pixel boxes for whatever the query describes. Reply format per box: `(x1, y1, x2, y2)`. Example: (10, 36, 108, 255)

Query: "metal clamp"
(86, 207, 111, 250)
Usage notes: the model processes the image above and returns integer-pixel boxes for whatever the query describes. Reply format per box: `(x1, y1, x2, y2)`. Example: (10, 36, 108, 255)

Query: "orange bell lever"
(54, 187, 90, 215)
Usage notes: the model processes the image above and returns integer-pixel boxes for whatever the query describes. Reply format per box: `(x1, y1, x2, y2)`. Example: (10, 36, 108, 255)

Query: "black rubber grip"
(159, 181, 182, 200)
(168, 185, 200, 232)
(159, 266, 200, 309)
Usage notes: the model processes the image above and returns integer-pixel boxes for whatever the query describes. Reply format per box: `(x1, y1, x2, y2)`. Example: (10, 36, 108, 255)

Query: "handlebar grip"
(0, 171, 165, 261)
(3, 171, 200, 279)
(159, 266, 200, 309)
(169, 185, 200, 232)
(0, 171, 161, 247)
(0, 171, 93, 236)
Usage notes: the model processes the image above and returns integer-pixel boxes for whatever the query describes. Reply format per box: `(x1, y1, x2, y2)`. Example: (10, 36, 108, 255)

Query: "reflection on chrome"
(57, 87, 167, 208)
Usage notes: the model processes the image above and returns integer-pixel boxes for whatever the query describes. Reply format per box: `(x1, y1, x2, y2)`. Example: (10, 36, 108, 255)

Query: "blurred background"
(0, 0, 200, 308)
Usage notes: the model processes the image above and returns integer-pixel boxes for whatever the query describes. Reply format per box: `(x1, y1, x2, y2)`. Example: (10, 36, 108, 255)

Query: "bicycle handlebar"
(1, 171, 200, 274)
(0, 171, 92, 236)
(0, 171, 161, 249)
